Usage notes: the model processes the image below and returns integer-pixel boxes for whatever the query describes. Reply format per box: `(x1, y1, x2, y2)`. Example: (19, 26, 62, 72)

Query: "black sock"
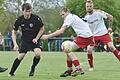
(31, 57, 40, 69)
(9, 58, 21, 74)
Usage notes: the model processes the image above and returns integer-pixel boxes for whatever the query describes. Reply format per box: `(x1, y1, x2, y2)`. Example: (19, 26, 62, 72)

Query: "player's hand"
(41, 35, 49, 40)
(108, 27, 112, 33)
(32, 38, 38, 44)
(13, 44, 19, 51)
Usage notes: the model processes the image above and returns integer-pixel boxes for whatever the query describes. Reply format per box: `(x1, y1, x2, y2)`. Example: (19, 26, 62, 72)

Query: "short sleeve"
(62, 16, 73, 28)
(37, 17, 44, 28)
(98, 11, 108, 19)
(13, 19, 20, 31)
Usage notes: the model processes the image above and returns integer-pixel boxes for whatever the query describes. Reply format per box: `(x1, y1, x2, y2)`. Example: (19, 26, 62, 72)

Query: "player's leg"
(60, 54, 73, 77)
(9, 53, 26, 76)
(72, 36, 94, 74)
(100, 33, 120, 61)
(107, 41, 120, 61)
(29, 47, 41, 76)
(87, 45, 94, 71)
(68, 52, 84, 77)
(9, 41, 28, 76)
(60, 41, 84, 77)
(0, 67, 8, 72)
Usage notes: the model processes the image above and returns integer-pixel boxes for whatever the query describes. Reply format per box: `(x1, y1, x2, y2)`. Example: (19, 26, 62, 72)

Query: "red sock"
(113, 49, 120, 61)
(87, 54, 93, 68)
(72, 60, 80, 67)
(67, 60, 72, 67)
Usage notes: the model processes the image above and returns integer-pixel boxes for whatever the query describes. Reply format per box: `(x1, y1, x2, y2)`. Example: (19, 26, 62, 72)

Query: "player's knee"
(18, 53, 25, 60)
(108, 42, 116, 51)
(34, 51, 41, 57)
(87, 45, 93, 53)
(87, 46, 92, 54)
(35, 53, 41, 58)
(87, 49, 92, 54)
(34, 48, 41, 56)
(108, 44, 115, 51)
(108, 45, 115, 51)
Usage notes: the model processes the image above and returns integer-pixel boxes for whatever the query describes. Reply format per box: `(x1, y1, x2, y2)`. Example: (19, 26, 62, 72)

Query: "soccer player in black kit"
(8, 3, 44, 76)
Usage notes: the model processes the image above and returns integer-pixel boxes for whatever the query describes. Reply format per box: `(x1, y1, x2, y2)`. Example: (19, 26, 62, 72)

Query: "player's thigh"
(19, 40, 29, 54)
(18, 41, 29, 60)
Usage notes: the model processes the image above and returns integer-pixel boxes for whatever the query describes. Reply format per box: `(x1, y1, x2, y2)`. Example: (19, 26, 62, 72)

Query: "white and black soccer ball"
(61, 40, 73, 53)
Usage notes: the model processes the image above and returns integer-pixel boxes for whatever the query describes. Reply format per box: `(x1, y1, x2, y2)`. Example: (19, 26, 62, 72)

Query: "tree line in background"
(0, 0, 66, 35)
(0, 0, 120, 51)
(1, 0, 120, 35)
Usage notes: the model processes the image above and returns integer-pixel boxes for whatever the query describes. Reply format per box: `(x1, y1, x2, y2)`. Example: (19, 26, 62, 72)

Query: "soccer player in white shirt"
(84, 2, 120, 71)
(42, 8, 94, 77)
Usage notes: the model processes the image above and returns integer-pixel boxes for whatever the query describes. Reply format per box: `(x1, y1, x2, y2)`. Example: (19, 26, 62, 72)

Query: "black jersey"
(13, 14, 44, 42)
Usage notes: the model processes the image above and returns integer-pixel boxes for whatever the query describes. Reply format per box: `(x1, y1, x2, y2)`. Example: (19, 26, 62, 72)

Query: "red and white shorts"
(94, 33, 112, 47)
(74, 36, 94, 48)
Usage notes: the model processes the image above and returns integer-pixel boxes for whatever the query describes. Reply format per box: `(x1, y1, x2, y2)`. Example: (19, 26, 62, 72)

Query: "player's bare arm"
(42, 26, 66, 40)
(12, 29, 18, 50)
(48, 26, 66, 38)
(106, 13, 113, 32)
(32, 26, 45, 43)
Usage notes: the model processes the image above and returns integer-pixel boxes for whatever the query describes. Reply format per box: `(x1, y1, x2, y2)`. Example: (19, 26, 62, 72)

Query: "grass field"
(0, 51, 120, 80)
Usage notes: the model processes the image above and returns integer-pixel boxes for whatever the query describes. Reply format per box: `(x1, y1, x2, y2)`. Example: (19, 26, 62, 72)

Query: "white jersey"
(84, 10, 108, 36)
(62, 13, 93, 38)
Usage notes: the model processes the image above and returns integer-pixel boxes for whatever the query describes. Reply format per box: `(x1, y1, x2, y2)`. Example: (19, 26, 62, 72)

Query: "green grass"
(0, 51, 120, 80)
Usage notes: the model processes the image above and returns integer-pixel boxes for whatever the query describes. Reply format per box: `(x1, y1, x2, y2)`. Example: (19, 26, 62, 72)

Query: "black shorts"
(19, 40, 42, 53)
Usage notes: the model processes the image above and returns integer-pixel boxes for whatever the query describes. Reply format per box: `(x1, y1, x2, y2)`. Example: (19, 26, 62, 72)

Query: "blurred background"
(0, 0, 120, 51)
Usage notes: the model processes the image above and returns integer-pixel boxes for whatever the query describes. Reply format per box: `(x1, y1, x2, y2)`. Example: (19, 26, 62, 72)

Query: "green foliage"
(66, 0, 86, 16)
(0, 0, 3, 14)
(0, 0, 3, 5)
(0, 7, 4, 14)
(38, 8, 63, 33)
(66, 0, 120, 32)
(0, 12, 16, 35)
(0, 0, 16, 35)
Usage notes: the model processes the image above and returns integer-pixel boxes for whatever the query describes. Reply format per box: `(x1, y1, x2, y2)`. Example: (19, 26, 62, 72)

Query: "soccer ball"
(61, 40, 73, 53)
